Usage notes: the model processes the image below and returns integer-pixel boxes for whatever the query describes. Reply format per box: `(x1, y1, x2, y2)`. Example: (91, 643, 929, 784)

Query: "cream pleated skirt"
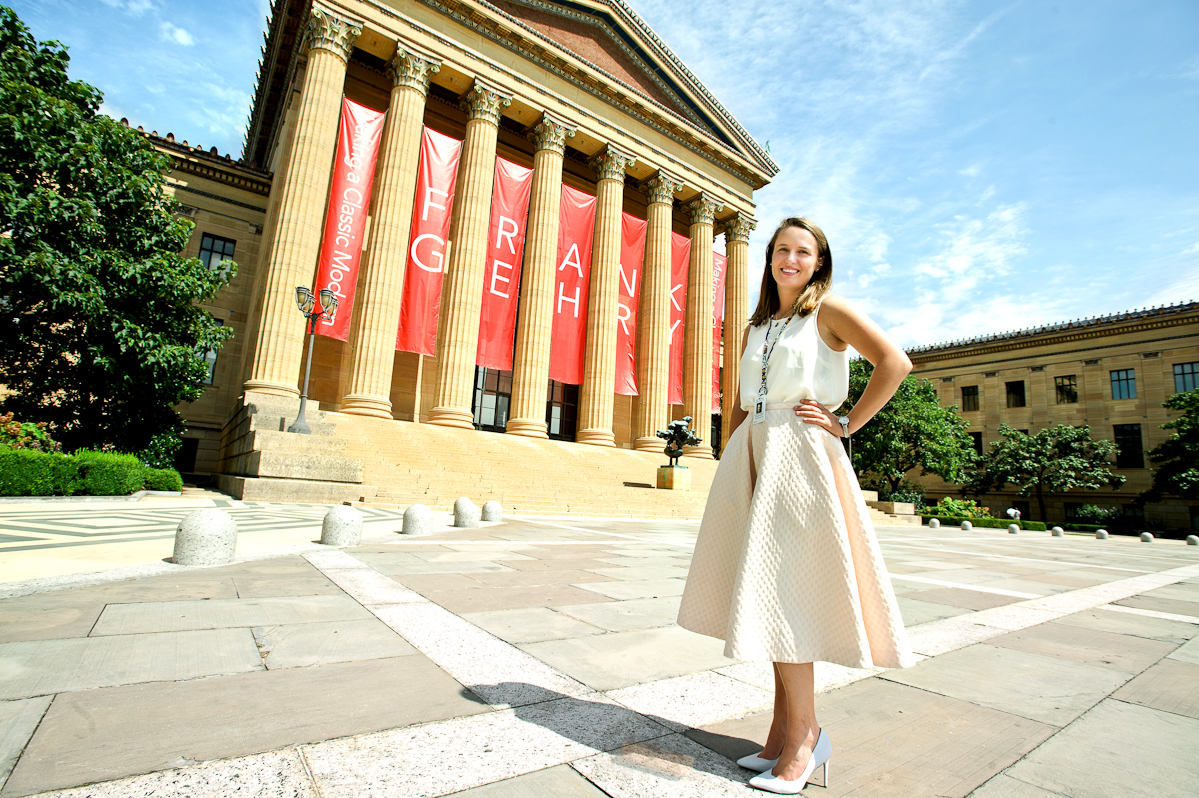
(677, 407, 915, 669)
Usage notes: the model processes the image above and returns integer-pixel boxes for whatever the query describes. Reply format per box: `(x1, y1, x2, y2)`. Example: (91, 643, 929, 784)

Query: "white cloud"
(958, 163, 983, 177)
(100, 0, 155, 14)
(161, 22, 194, 46)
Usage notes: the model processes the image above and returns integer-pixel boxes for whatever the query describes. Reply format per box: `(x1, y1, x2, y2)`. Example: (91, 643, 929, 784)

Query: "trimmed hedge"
(922, 515, 1048, 531)
(0, 448, 79, 496)
(74, 451, 146, 496)
(145, 467, 184, 492)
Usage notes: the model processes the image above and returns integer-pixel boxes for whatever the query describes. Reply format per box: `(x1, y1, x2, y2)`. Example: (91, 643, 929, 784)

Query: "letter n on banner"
(711, 251, 727, 412)
(668, 232, 692, 405)
(396, 128, 463, 355)
(476, 157, 533, 370)
(548, 184, 597, 385)
(615, 212, 647, 395)
(314, 98, 386, 341)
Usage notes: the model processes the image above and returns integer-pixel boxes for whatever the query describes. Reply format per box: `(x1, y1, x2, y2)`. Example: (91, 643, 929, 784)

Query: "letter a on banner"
(711, 251, 727, 412)
(668, 232, 692, 405)
(314, 98, 386, 341)
(615, 213, 647, 395)
(548, 184, 597, 385)
(476, 157, 533, 370)
(396, 127, 463, 355)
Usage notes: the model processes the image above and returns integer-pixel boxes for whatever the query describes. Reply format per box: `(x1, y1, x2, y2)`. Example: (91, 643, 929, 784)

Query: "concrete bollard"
(173, 509, 237, 566)
(402, 504, 433, 536)
(1140, 532, 1154, 543)
(1008, 524, 1019, 534)
(960, 520, 972, 531)
(1187, 535, 1198, 546)
(481, 500, 502, 522)
(454, 497, 481, 528)
(928, 518, 940, 529)
(1051, 526, 1064, 537)
(320, 505, 363, 547)
(1096, 529, 1109, 539)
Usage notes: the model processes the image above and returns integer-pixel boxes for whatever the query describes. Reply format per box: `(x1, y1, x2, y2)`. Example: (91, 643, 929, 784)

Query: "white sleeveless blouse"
(739, 302, 850, 411)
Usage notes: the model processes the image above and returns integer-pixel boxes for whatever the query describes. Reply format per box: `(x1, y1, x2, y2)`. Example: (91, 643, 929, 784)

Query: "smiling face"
(770, 226, 822, 305)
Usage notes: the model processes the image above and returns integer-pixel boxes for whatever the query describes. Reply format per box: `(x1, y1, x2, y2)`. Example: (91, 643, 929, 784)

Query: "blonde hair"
(747, 217, 833, 328)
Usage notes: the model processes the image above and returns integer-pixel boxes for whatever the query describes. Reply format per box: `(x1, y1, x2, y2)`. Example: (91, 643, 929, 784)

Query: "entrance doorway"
(546, 380, 579, 441)
(472, 367, 512, 432)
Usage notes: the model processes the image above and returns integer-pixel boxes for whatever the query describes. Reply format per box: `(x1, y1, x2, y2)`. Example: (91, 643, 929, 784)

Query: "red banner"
(711, 251, 727, 412)
(668, 232, 691, 405)
(548, 184, 597, 385)
(314, 98, 386, 341)
(396, 127, 463, 355)
(476, 157, 533, 370)
(615, 213, 647, 395)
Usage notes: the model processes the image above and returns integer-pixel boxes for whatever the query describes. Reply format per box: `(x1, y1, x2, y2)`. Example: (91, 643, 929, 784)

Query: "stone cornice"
(138, 126, 273, 196)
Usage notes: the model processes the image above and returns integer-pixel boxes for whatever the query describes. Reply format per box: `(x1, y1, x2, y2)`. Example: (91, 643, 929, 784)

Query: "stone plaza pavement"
(2, 497, 1198, 797)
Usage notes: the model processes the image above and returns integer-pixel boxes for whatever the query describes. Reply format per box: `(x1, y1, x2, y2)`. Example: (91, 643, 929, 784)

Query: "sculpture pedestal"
(657, 465, 691, 491)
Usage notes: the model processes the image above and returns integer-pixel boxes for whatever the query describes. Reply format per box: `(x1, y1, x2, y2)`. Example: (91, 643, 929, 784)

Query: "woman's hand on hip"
(793, 400, 841, 436)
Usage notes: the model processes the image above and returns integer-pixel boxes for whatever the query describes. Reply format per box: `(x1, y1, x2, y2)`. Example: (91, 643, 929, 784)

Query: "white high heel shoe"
(748, 728, 831, 795)
(736, 752, 780, 771)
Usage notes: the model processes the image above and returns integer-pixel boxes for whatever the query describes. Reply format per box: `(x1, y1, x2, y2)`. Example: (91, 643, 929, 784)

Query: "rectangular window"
(1113, 424, 1143, 469)
(198, 321, 222, 385)
(1110, 369, 1137, 400)
(961, 386, 979, 412)
(969, 432, 983, 455)
(1055, 375, 1078, 404)
(199, 233, 236, 269)
(1176, 362, 1199, 394)
(1064, 502, 1083, 521)
(1005, 381, 1026, 408)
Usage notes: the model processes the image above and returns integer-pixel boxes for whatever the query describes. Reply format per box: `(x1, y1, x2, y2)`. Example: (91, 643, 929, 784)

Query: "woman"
(677, 217, 915, 795)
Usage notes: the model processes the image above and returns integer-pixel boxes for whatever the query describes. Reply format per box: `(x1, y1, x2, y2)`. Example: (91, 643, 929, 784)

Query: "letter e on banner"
(314, 98, 386, 341)
(476, 157, 533, 370)
(668, 232, 691, 405)
(548, 184, 597, 385)
(615, 212, 647, 395)
(396, 127, 463, 355)
(711, 251, 727, 412)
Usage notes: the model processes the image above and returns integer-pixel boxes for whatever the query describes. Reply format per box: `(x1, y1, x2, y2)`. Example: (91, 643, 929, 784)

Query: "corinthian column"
(682, 193, 722, 458)
(721, 212, 755, 451)
(633, 172, 682, 451)
(508, 115, 574, 437)
(341, 47, 440, 417)
(427, 81, 511, 428)
(244, 7, 361, 397)
(576, 146, 636, 447)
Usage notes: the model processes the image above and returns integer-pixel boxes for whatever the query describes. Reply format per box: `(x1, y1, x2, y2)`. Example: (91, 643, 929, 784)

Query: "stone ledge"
(216, 475, 378, 504)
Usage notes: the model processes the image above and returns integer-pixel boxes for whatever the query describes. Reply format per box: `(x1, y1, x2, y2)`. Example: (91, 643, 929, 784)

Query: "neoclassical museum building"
(152, 0, 776, 504)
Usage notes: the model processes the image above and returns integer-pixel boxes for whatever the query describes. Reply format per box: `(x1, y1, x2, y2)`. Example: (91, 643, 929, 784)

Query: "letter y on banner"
(615, 212, 647, 395)
(314, 98, 385, 341)
(668, 232, 692, 405)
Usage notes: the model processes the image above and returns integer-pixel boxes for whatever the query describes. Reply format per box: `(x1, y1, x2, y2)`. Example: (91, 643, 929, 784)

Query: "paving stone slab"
(1166, 633, 1199, 665)
(605, 671, 772, 731)
(3, 656, 485, 797)
(302, 695, 670, 798)
(253, 618, 417, 668)
(424, 584, 613, 614)
(967, 774, 1070, 797)
(1006, 699, 1199, 797)
(393, 573, 487, 593)
(443, 764, 610, 797)
(501, 558, 616, 573)
(18, 748, 318, 798)
(1112, 658, 1199, 719)
(90, 595, 371, 636)
(518, 627, 737, 691)
(882, 643, 1132, 727)
(1050, 607, 1198, 644)
(584, 566, 691, 581)
(0, 628, 262, 700)
(1017, 573, 1106, 589)
(0, 601, 106, 645)
(571, 733, 753, 798)
(367, 561, 517, 575)
(231, 575, 343, 598)
(461, 607, 606, 644)
(897, 597, 973, 626)
(462, 570, 616, 588)
(554, 596, 683, 633)
(907, 587, 1026, 611)
(1114, 594, 1199, 618)
(988, 620, 1178, 672)
(593, 557, 691, 568)
(413, 552, 537, 563)
(1136, 582, 1199, 602)
(571, 578, 687, 600)
(0, 696, 51, 789)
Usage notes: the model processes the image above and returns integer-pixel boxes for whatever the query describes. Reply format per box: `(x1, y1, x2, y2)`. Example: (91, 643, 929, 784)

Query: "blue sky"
(10, 0, 1198, 348)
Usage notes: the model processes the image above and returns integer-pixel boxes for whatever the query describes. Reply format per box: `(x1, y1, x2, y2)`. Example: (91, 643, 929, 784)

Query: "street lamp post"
(287, 286, 338, 434)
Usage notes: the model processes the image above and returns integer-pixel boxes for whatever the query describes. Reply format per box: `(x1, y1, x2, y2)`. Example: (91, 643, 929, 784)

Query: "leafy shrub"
(922, 514, 1047, 532)
(74, 450, 146, 496)
(930, 497, 992, 518)
(0, 412, 61, 453)
(889, 489, 925, 513)
(138, 431, 182, 470)
(144, 468, 184, 492)
(1074, 504, 1120, 524)
(0, 447, 79, 495)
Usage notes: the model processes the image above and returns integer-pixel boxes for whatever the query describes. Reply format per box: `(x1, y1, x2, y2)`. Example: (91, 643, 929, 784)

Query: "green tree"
(964, 424, 1126, 521)
(845, 360, 977, 496)
(0, 7, 233, 452)
(1142, 389, 1199, 503)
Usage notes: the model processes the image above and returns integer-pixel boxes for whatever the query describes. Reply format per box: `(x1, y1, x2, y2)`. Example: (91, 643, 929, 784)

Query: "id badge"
(752, 388, 766, 424)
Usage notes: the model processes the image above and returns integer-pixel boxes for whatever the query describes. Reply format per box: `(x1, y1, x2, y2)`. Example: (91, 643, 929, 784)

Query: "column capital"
(589, 145, 637, 183)
(687, 193, 723, 226)
(644, 172, 683, 206)
(462, 81, 512, 126)
(303, 6, 362, 63)
(530, 114, 575, 155)
(388, 46, 440, 94)
(722, 212, 757, 243)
